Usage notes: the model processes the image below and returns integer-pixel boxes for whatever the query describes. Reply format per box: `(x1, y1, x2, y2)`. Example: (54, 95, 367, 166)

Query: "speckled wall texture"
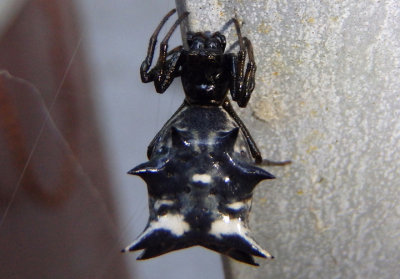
(176, 0, 400, 278)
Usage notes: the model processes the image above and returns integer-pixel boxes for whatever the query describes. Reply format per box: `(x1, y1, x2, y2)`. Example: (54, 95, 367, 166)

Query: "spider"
(123, 9, 290, 266)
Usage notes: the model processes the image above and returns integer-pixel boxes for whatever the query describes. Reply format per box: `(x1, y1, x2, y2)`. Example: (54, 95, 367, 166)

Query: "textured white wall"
(177, 0, 400, 278)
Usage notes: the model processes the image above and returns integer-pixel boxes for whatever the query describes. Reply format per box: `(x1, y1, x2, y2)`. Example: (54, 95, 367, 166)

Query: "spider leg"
(152, 11, 189, 93)
(222, 98, 263, 163)
(239, 37, 256, 106)
(230, 19, 257, 108)
(261, 159, 292, 166)
(166, 45, 184, 57)
(223, 99, 291, 166)
(147, 101, 189, 158)
(166, 45, 184, 77)
(141, 9, 176, 83)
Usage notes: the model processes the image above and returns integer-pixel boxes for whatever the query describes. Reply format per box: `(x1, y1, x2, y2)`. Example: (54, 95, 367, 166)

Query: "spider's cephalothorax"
(123, 9, 289, 266)
(180, 31, 229, 106)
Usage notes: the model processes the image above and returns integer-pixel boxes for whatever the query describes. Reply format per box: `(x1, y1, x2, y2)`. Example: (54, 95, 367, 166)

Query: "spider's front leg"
(230, 19, 257, 107)
(140, 9, 175, 83)
(140, 9, 189, 93)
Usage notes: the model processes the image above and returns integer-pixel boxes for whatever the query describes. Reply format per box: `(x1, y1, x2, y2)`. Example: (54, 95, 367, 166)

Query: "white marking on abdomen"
(226, 201, 245, 210)
(151, 214, 190, 236)
(154, 199, 174, 210)
(210, 215, 246, 237)
(192, 173, 212, 183)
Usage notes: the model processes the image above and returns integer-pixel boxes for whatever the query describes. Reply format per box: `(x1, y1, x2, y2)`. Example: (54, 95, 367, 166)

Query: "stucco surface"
(176, 0, 400, 278)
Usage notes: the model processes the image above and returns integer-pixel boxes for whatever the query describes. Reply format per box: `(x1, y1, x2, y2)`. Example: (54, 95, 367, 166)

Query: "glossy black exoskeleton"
(122, 9, 289, 266)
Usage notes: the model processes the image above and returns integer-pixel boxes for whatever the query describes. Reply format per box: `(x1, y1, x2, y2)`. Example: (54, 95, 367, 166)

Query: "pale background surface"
(176, 0, 400, 278)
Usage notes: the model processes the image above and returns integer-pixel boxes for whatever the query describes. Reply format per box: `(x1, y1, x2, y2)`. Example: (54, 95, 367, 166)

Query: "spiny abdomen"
(123, 106, 274, 266)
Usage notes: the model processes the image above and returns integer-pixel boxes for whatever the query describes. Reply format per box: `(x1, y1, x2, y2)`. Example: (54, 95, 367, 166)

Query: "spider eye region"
(188, 36, 223, 52)
(206, 41, 219, 50)
(190, 38, 205, 50)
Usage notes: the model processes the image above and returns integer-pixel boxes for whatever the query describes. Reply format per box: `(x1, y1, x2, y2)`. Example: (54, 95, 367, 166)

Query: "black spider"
(123, 9, 290, 266)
